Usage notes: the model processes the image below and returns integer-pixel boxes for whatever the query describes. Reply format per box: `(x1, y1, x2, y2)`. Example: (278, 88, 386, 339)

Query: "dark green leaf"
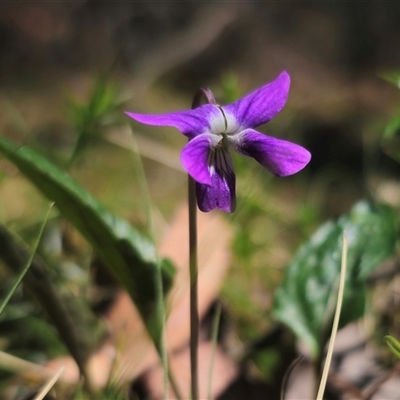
(273, 201, 397, 358)
(0, 137, 174, 349)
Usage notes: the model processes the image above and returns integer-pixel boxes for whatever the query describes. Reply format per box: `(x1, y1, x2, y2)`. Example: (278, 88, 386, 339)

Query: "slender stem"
(188, 86, 215, 400)
(129, 137, 184, 400)
(0, 204, 53, 317)
(188, 174, 199, 400)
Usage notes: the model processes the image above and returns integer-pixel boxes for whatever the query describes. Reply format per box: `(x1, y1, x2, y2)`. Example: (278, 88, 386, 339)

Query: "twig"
(328, 370, 364, 399)
(363, 362, 400, 400)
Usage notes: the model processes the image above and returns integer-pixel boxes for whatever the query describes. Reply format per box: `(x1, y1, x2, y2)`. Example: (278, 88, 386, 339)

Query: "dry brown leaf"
(45, 203, 233, 391)
(106, 203, 233, 383)
(143, 341, 238, 400)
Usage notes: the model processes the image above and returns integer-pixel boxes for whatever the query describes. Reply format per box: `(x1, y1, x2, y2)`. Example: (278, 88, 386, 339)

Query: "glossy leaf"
(0, 137, 174, 349)
(273, 201, 397, 358)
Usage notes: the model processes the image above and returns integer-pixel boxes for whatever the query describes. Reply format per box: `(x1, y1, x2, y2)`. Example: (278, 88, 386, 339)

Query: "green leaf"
(273, 201, 397, 359)
(0, 137, 174, 349)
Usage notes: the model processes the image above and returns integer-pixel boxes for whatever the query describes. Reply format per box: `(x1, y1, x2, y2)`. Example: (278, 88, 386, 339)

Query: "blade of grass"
(0, 137, 175, 352)
(316, 235, 348, 400)
(0, 203, 54, 316)
(0, 350, 54, 378)
(123, 131, 182, 400)
(33, 365, 65, 400)
(106, 128, 182, 172)
(0, 219, 100, 397)
(130, 133, 168, 398)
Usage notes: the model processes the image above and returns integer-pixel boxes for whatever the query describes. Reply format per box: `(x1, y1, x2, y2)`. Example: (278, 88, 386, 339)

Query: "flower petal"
(181, 134, 219, 185)
(196, 148, 236, 213)
(125, 104, 220, 139)
(223, 71, 290, 129)
(235, 129, 311, 177)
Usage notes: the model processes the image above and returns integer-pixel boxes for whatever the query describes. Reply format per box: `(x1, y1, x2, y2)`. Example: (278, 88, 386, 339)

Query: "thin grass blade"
(316, 236, 348, 400)
(0, 137, 175, 351)
(0, 203, 54, 316)
(33, 366, 65, 400)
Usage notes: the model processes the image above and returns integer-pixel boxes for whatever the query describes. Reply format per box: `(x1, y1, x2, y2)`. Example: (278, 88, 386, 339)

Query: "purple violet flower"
(125, 71, 311, 213)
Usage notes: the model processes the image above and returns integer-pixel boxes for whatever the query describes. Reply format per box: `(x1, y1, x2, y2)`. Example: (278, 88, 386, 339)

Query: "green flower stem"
(188, 87, 216, 400)
(188, 174, 199, 400)
(129, 137, 183, 400)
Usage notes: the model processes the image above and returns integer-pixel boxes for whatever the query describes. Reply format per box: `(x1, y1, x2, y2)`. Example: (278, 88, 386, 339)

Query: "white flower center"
(209, 106, 239, 137)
